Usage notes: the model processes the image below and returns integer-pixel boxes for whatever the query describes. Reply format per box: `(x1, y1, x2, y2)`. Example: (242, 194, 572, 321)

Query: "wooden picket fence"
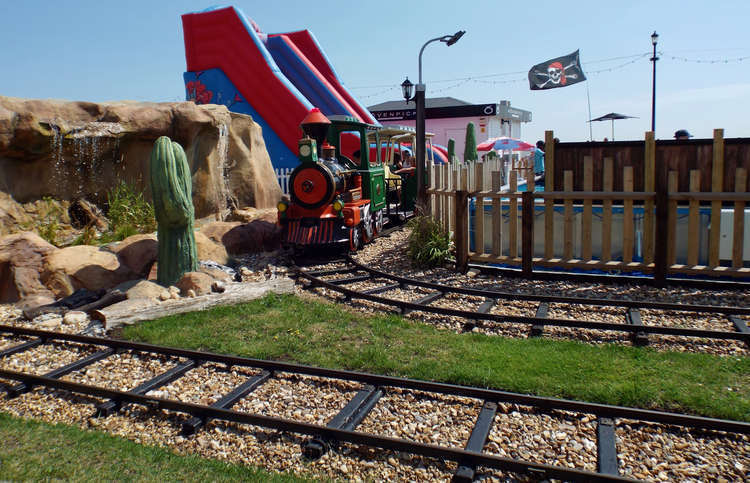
(428, 129, 750, 280)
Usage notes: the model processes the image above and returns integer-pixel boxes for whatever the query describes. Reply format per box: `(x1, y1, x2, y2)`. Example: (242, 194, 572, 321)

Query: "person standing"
(533, 140, 545, 179)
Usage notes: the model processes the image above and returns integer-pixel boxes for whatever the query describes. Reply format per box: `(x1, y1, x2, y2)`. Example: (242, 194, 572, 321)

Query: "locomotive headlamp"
(332, 198, 344, 212)
(277, 200, 288, 212)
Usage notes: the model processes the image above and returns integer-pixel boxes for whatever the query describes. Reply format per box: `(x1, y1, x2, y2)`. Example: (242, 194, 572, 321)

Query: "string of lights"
(349, 50, 749, 96)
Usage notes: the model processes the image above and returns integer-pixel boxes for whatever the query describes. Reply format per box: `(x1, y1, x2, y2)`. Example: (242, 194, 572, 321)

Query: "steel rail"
(0, 367, 635, 482)
(347, 257, 750, 316)
(296, 269, 750, 343)
(0, 325, 747, 434)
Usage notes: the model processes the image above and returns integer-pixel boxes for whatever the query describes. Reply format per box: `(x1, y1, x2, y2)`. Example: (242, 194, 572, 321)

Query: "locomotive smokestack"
(300, 108, 331, 151)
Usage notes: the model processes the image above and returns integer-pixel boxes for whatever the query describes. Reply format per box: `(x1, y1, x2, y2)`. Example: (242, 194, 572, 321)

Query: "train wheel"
(349, 225, 362, 251)
(373, 210, 384, 235)
(362, 210, 374, 243)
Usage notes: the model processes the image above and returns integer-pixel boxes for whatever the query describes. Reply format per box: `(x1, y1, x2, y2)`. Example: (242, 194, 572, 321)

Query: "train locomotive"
(277, 108, 417, 251)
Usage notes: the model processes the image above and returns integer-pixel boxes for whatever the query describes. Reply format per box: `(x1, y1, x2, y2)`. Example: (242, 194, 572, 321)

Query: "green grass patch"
(122, 294, 750, 422)
(0, 413, 309, 482)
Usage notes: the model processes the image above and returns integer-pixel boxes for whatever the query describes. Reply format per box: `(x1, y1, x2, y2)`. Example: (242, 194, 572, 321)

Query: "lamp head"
(401, 77, 414, 102)
(651, 31, 658, 45)
(443, 30, 465, 46)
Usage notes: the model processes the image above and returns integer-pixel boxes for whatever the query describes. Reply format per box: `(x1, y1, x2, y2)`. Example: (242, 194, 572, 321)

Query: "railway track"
(295, 257, 750, 350)
(0, 324, 747, 482)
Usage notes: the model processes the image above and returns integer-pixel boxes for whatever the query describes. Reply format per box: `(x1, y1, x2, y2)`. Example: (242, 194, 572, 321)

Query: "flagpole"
(586, 81, 593, 141)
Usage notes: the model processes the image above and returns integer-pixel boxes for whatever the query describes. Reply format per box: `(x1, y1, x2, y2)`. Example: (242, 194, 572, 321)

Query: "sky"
(1, 0, 748, 144)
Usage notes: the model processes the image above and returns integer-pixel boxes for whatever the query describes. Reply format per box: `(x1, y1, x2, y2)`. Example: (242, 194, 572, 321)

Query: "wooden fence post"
(709, 128, 724, 267)
(454, 167, 469, 272)
(544, 130, 555, 259)
(643, 131, 656, 264)
(522, 191, 534, 276)
(653, 148, 668, 285)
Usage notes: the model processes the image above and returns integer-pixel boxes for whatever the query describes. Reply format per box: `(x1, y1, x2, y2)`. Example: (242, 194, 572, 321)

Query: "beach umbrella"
(477, 137, 535, 152)
(588, 112, 637, 141)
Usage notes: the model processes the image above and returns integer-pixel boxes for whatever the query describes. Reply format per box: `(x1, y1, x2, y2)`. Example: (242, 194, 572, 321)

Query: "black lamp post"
(650, 31, 659, 134)
(415, 30, 465, 210)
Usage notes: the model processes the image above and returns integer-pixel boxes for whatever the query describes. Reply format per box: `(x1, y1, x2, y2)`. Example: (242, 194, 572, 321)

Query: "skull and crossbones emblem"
(534, 61, 580, 89)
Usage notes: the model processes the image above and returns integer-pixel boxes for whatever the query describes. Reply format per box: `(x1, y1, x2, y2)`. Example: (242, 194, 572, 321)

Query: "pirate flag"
(528, 50, 586, 90)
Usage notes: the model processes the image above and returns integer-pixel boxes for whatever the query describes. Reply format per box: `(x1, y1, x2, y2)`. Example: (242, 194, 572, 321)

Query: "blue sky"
(1, 0, 748, 144)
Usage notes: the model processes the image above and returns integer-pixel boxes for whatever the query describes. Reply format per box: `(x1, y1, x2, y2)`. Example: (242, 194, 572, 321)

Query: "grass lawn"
(121, 293, 750, 422)
(0, 413, 310, 482)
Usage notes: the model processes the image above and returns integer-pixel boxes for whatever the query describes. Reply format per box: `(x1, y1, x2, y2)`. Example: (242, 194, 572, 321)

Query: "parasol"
(477, 137, 535, 152)
(588, 112, 638, 141)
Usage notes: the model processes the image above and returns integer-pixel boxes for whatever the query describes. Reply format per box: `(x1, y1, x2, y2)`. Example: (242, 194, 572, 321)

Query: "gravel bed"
(157, 362, 262, 405)
(0, 340, 102, 375)
(616, 420, 749, 481)
(61, 351, 183, 392)
(357, 387, 481, 447)
(485, 404, 598, 471)
(344, 227, 750, 356)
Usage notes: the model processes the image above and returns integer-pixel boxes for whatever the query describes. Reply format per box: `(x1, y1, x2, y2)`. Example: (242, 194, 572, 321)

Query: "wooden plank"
(544, 132, 555, 260)
(602, 158, 613, 262)
(545, 130, 554, 191)
(733, 168, 747, 268)
(687, 170, 701, 266)
(475, 163, 484, 255)
(563, 170, 574, 260)
(582, 156, 593, 261)
(491, 171, 502, 257)
(623, 166, 634, 263)
(643, 131, 655, 264)
(667, 171, 678, 266)
(509, 171, 518, 258)
(522, 191, 534, 275)
(709, 129, 725, 267)
(450, 169, 458, 233)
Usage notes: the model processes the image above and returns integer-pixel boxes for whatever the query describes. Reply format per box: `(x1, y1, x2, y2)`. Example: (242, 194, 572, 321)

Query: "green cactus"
(149, 136, 198, 287)
(447, 138, 456, 164)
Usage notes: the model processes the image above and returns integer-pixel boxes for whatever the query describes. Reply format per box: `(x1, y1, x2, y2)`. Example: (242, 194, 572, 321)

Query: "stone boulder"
(107, 234, 158, 277)
(0, 232, 57, 303)
(201, 214, 281, 255)
(194, 231, 229, 265)
(43, 245, 137, 292)
(175, 271, 216, 296)
(0, 96, 282, 220)
(0, 192, 32, 236)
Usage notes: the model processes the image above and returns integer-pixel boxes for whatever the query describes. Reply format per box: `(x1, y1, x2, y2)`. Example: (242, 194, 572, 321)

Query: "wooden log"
(602, 158, 613, 262)
(491, 171, 502, 257)
(23, 288, 106, 320)
(733, 168, 747, 268)
(91, 278, 296, 330)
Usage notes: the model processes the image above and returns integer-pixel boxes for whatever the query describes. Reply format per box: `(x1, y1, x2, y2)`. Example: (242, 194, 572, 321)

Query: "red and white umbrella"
(477, 137, 535, 152)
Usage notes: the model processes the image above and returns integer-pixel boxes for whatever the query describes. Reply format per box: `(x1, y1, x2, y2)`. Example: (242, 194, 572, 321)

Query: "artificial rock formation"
(0, 96, 282, 219)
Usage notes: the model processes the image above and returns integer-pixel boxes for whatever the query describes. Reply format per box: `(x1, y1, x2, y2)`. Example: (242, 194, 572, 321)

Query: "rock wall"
(0, 96, 282, 218)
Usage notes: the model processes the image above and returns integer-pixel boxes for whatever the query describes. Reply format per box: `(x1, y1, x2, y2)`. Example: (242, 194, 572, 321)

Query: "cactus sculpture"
(464, 122, 478, 163)
(149, 136, 198, 286)
(447, 138, 456, 164)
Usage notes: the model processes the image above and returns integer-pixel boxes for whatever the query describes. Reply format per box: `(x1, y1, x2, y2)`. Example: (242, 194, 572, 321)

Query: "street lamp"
(415, 30, 465, 209)
(650, 31, 659, 134)
(401, 77, 414, 103)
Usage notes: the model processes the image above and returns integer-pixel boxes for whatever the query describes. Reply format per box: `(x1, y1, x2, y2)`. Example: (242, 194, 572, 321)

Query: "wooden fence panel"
(687, 170, 701, 265)
(563, 171, 574, 259)
(509, 171, 518, 258)
(709, 129, 724, 267)
(623, 167, 634, 263)
(475, 163, 484, 255)
(667, 171, 678, 265)
(602, 158, 613, 262)
(734, 168, 747, 268)
(582, 156, 593, 261)
(491, 171, 502, 257)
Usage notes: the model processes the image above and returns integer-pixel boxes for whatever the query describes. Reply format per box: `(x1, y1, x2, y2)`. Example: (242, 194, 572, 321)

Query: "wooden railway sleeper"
(727, 315, 750, 347)
(302, 384, 384, 459)
(402, 291, 445, 316)
(453, 400, 498, 483)
(626, 308, 649, 346)
(530, 303, 549, 337)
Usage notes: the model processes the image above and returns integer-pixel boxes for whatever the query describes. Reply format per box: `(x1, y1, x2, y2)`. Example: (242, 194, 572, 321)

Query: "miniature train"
(277, 109, 420, 250)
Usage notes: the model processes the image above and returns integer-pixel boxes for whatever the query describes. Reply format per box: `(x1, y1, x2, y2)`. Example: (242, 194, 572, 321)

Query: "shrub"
(406, 216, 453, 268)
(37, 196, 64, 246)
(102, 181, 156, 242)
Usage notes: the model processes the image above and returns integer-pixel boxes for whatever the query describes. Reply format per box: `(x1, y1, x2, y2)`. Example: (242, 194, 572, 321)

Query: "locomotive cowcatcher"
(277, 108, 417, 251)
